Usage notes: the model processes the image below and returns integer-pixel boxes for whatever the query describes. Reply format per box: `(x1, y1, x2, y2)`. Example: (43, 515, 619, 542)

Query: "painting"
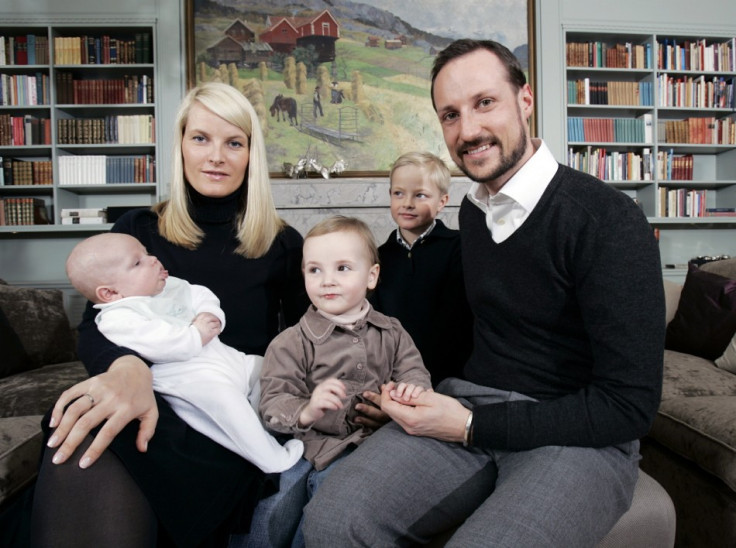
(185, 0, 535, 176)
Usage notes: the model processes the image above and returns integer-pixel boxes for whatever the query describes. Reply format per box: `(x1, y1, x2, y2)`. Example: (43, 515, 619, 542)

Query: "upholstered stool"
(427, 467, 675, 547)
(597, 469, 676, 548)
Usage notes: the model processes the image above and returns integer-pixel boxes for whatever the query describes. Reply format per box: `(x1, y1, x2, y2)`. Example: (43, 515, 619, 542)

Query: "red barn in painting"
(260, 10, 339, 62)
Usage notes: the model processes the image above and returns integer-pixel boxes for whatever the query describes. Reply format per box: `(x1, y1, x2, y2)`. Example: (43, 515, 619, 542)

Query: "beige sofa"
(641, 259, 736, 547)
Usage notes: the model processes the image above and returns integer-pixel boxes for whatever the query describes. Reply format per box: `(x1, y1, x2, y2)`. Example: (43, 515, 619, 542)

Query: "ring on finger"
(84, 393, 96, 406)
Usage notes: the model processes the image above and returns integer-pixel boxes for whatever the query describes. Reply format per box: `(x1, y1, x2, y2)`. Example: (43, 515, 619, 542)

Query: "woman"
(30, 82, 312, 547)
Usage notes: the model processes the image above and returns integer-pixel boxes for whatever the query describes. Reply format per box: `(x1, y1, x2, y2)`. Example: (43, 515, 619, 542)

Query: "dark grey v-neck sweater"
(460, 164, 664, 450)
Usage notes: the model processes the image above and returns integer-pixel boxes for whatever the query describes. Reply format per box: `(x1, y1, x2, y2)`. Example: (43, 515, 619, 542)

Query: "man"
(303, 39, 664, 547)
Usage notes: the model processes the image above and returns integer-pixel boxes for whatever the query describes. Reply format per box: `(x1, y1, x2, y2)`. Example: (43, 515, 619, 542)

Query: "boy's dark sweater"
(461, 165, 664, 451)
(371, 219, 473, 385)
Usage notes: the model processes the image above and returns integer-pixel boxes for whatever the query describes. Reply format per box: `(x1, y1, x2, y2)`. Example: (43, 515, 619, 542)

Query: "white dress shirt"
(466, 138, 559, 243)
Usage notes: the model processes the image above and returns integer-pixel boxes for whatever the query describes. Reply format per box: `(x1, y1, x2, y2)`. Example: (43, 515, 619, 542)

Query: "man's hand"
(380, 382, 470, 443)
(47, 355, 159, 468)
(298, 378, 346, 428)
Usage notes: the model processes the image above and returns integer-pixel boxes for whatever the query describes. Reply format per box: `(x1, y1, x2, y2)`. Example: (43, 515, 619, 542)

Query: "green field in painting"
(192, 16, 448, 173)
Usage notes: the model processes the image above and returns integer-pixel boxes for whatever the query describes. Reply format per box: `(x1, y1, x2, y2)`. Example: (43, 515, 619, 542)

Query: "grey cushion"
(0, 361, 88, 419)
(0, 284, 76, 374)
(0, 416, 44, 505)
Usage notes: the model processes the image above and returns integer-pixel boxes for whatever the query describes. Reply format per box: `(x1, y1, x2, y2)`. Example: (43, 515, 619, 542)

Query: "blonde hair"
(155, 82, 285, 258)
(304, 215, 379, 266)
(389, 151, 451, 195)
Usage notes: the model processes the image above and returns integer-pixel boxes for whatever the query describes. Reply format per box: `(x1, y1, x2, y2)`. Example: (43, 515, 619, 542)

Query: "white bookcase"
(564, 30, 736, 274)
(0, 22, 159, 233)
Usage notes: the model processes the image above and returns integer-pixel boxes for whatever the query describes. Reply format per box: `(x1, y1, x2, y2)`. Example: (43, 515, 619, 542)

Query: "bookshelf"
(0, 23, 158, 233)
(565, 31, 736, 271)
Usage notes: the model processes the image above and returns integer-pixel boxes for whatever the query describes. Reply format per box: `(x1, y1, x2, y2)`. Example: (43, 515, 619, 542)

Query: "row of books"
(55, 73, 153, 105)
(57, 115, 155, 145)
(0, 197, 50, 226)
(53, 34, 152, 65)
(0, 35, 49, 66)
(0, 114, 51, 146)
(657, 38, 736, 72)
(567, 79, 653, 106)
(655, 188, 736, 218)
(658, 117, 736, 145)
(567, 116, 650, 143)
(60, 208, 107, 225)
(566, 41, 652, 69)
(58, 154, 155, 185)
(567, 147, 654, 182)
(656, 151, 694, 181)
(0, 73, 50, 106)
(657, 74, 735, 109)
(0, 157, 53, 186)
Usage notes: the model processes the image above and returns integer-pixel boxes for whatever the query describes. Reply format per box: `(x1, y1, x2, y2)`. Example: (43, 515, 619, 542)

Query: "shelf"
(565, 30, 736, 265)
(0, 23, 159, 232)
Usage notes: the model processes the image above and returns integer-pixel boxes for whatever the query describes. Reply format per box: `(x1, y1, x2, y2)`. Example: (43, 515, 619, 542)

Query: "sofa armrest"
(663, 279, 682, 326)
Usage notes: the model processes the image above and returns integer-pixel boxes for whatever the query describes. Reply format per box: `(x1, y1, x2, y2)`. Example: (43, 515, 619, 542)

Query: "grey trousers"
(302, 378, 640, 548)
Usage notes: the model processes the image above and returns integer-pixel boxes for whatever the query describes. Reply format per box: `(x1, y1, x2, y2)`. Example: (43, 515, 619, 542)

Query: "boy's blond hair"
(389, 151, 451, 195)
(66, 233, 132, 303)
(304, 215, 379, 266)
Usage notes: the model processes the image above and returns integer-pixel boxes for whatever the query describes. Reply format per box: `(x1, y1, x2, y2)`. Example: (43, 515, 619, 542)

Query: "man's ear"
(367, 264, 380, 290)
(96, 285, 121, 303)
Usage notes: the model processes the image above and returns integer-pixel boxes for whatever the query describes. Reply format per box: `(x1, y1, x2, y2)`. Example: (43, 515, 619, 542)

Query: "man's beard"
(456, 128, 528, 185)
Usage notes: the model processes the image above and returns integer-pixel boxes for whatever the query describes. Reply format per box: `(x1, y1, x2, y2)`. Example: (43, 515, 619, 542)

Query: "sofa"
(0, 280, 87, 543)
(640, 258, 736, 547)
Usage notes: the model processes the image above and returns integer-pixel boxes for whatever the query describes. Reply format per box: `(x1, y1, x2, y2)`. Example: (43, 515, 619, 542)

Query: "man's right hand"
(47, 355, 159, 469)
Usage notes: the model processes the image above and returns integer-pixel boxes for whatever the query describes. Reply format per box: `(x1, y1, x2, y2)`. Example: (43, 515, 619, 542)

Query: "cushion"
(0, 284, 76, 374)
(0, 307, 29, 378)
(665, 264, 736, 360)
(700, 257, 736, 279)
(0, 415, 44, 506)
(651, 396, 736, 493)
(716, 335, 736, 374)
(662, 349, 736, 400)
(0, 361, 88, 418)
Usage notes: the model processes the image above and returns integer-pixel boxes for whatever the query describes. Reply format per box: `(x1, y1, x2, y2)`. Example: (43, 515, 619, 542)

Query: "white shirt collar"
(467, 138, 558, 214)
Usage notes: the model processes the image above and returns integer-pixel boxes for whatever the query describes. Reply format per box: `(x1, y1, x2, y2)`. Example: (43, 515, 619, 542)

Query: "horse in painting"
(269, 94, 298, 126)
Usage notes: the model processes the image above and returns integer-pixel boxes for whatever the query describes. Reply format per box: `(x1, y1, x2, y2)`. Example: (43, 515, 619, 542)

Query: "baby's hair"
(305, 215, 379, 266)
(390, 151, 451, 195)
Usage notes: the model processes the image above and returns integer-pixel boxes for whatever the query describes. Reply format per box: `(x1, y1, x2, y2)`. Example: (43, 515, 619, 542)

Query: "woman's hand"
(353, 389, 390, 429)
(380, 382, 470, 443)
(47, 355, 159, 469)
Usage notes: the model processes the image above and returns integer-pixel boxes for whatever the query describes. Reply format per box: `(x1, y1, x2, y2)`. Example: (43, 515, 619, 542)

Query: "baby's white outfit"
(94, 275, 303, 473)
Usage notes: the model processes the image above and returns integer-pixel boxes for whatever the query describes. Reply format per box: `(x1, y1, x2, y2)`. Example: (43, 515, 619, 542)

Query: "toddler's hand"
(299, 378, 346, 428)
(390, 382, 427, 405)
(192, 312, 221, 346)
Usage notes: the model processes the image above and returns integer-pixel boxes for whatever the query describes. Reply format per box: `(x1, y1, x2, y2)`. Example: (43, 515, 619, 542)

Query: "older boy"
(370, 151, 473, 385)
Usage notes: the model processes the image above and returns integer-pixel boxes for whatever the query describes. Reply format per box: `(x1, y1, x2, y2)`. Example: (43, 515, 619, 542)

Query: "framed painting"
(185, 0, 536, 176)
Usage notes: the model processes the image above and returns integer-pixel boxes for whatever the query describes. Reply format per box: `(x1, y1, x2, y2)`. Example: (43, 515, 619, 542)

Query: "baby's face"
(303, 231, 379, 316)
(109, 237, 169, 299)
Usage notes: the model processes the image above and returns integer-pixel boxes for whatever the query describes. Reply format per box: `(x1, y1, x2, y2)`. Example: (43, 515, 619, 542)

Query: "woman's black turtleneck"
(77, 186, 308, 376)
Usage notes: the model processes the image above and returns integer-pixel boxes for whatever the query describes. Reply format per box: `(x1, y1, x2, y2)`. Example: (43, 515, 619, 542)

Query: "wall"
(2, 0, 735, 297)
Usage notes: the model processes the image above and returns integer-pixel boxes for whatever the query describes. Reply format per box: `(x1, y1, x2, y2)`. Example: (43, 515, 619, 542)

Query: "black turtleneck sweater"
(77, 187, 309, 375)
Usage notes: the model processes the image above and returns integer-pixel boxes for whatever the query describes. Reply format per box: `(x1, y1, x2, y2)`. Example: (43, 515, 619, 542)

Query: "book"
(61, 215, 106, 225)
(61, 207, 107, 218)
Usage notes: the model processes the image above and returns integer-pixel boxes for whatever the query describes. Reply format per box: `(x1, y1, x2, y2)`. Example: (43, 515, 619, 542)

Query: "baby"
(65, 232, 303, 473)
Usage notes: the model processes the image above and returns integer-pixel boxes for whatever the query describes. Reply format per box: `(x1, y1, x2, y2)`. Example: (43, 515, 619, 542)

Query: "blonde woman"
(32, 83, 319, 546)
